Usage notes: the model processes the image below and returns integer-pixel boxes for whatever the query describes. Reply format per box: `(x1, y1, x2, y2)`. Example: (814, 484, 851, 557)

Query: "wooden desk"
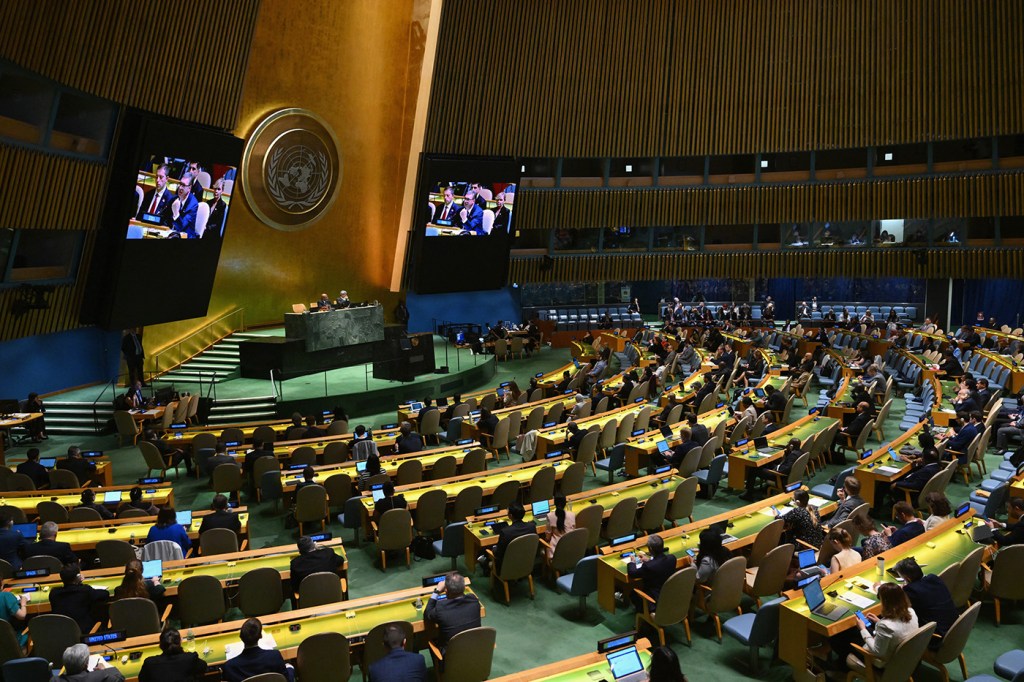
(534, 403, 650, 458)
(462, 471, 686, 572)
(49, 508, 249, 552)
(128, 407, 165, 424)
(1011, 474, 1024, 500)
(0, 483, 174, 517)
(4, 459, 113, 487)
(595, 489, 837, 614)
(490, 638, 652, 682)
(727, 413, 840, 490)
(624, 407, 733, 478)
(851, 422, 928, 509)
(89, 583, 481, 681)
(0, 413, 44, 465)
(778, 513, 983, 681)
(459, 393, 577, 441)
(162, 418, 296, 447)
(267, 427, 402, 461)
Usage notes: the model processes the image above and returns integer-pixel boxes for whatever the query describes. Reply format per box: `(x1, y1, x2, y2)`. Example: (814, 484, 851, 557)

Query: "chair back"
(748, 543, 794, 598)
(322, 441, 349, 464)
(704, 454, 728, 486)
(635, 405, 652, 433)
(547, 401, 565, 424)
(1, 657, 51, 681)
(0, 560, 11, 583)
(413, 488, 448, 536)
(440, 626, 495, 679)
(114, 411, 141, 445)
(437, 522, 467, 560)
(931, 601, 981, 666)
(295, 484, 328, 526)
(598, 420, 618, 453)
(615, 413, 636, 444)
(220, 427, 244, 444)
(109, 598, 162, 637)
(559, 462, 586, 495)
(141, 540, 184, 562)
(566, 555, 600, 597)
(575, 502, 604, 550)
(96, 539, 136, 568)
(951, 546, 984, 608)
(678, 447, 702, 477)
(602, 497, 637, 539)
(705, 556, 747, 614)
(525, 406, 545, 432)
(506, 411, 523, 445)
(327, 420, 349, 436)
(431, 455, 458, 480)
(652, 567, 697, 627)
(238, 566, 284, 617)
(548, 528, 589, 576)
(299, 571, 344, 609)
(396, 459, 423, 485)
(289, 445, 317, 467)
(491, 479, 520, 508)
(575, 431, 600, 470)
(0, 507, 26, 524)
(251, 425, 277, 446)
(530, 466, 556, 503)
(783, 453, 810, 488)
(27, 614, 80, 666)
(260, 470, 284, 505)
(377, 508, 413, 552)
(22, 555, 61, 573)
(697, 439, 717, 469)
(212, 463, 242, 495)
(746, 596, 787, 647)
(666, 477, 698, 525)
(877, 622, 936, 682)
(296, 632, 351, 682)
(748, 518, 784, 567)
(363, 621, 415, 674)
(461, 448, 488, 474)
(178, 574, 225, 627)
(593, 396, 609, 414)
(240, 674, 287, 682)
(451, 486, 482, 522)
(420, 409, 443, 439)
(48, 468, 80, 489)
(253, 455, 280, 482)
(191, 432, 217, 453)
(67, 506, 102, 523)
(988, 545, 1024, 602)
(35, 501, 68, 524)
(636, 488, 671, 533)
(200, 527, 239, 556)
(497, 533, 539, 582)
(0, 620, 22, 665)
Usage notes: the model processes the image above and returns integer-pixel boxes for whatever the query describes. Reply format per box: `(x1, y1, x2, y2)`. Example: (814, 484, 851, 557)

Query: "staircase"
(38, 401, 115, 436)
(151, 331, 269, 386)
(206, 395, 279, 424)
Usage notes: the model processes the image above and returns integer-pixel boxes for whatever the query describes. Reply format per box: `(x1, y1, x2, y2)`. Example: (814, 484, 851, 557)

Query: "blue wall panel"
(0, 327, 122, 397)
(407, 288, 522, 334)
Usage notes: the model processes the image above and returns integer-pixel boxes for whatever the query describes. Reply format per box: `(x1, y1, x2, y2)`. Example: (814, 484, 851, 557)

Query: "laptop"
(12, 523, 38, 540)
(655, 440, 671, 457)
(803, 577, 848, 621)
(409, 402, 423, 411)
(39, 458, 56, 468)
(971, 524, 995, 544)
(605, 645, 649, 682)
(356, 460, 367, 473)
(660, 425, 673, 437)
(796, 548, 824, 577)
(371, 484, 386, 503)
(142, 560, 162, 580)
(176, 510, 192, 526)
(531, 500, 550, 518)
(437, 397, 449, 407)
(103, 491, 123, 504)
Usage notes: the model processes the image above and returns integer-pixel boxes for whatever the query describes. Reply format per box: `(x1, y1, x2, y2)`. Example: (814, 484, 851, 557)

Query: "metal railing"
(148, 308, 246, 378)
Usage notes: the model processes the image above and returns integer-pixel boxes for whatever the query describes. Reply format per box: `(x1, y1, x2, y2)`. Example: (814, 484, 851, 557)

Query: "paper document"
(838, 592, 874, 609)
(875, 466, 901, 475)
(225, 633, 279, 660)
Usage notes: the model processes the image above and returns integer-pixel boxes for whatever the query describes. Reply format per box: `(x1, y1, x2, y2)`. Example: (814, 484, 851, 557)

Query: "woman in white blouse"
(923, 491, 952, 531)
(846, 583, 919, 673)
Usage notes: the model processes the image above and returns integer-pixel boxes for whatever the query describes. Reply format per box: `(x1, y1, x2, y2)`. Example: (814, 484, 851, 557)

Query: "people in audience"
(58, 445, 96, 486)
(59, 642, 125, 681)
(781, 490, 825, 548)
(146, 507, 191, 556)
(987, 497, 1024, 546)
(0, 510, 27, 569)
(693, 529, 731, 585)
(648, 645, 688, 681)
(294, 466, 319, 494)
(198, 494, 242, 536)
(893, 557, 957, 646)
(883, 501, 925, 546)
(395, 421, 424, 454)
(138, 628, 208, 682)
(625, 534, 676, 609)
(944, 412, 981, 465)
(359, 454, 384, 490)
(922, 492, 952, 531)
(113, 558, 165, 602)
(844, 583, 918, 675)
(16, 447, 49, 489)
(668, 426, 700, 471)
(23, 521, 77, 565)
(50, 564, 109, 632)
(891, 447, 941, 506)
(221, 618, 291, 682)
(369, 623, 427, 682)
(119, 486, 159, 517)
(477, 408, 498, 439)
(853, 514, 891, 558)
(543, 495, 576, 560)
(830, 477, 865, 526)
(289, 536, 345, 594)
(832, 402, 872, 461)
(828, 528, 861, 573)
(423, 573, 481, 652)
(481, 502, 535, 574)
(77, 489, 114, 520)
(740, 438, 803, 502)
(373, 481, 407, 523)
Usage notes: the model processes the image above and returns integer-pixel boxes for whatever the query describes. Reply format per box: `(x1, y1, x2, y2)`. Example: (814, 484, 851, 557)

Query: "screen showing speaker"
(129, 156, 235, 240)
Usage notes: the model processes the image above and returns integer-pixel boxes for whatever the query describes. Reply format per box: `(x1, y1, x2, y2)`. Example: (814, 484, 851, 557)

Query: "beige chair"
(743, 543, 794, 608)
(3, 474, 35, 492)
(491, 479, 520, 509)
(747, 518, 784, 568)
(114, 410, 142, 446)
(694, 555, 747, 641)
(529, 466, 556, 503)
(764, 453, 810, 496)
(460, 448, 488, 474)
(636, 488, 670, 535)
(96, 539, 136, 568)
(67, 507, 102, 523)
(950, 546, 984, 608)
(298, 571, 344, 608)
(322, 441, 349, 464)
(177, 574, 225, 627)
(921, 601, 981, 681)
(253, 456, 280, 502)
(221, 427, 245, 444)
(157, 402, 177, 431)
(296, 632, 351, 682)
(429, 627, 495, 682)
(396, 459, 423, 485)
(200, 527, 241, 555)
(484, 418, 511, 461)
(295, 484, 328, 535)
(212, 463, 242, 499)
(420, 409, 443, 445)
(615, 412, 636, 444)
(413, 488, 447, 538)
(666, 477, 698, 526)
(493, 338, 509, 360)
(559, 462, 586, 495)
(636, 566, 697, 646)
(327, 420, 349, 436)
(23, 555, 62, 573)
(431, 455, 458, 480)
(836, 419, 875, 460)
(241, 673, 287, 682)
(575, 431, 600, 476)
(598, 420, 618, 459)
(847, 621, 936, 681)
(140, 440, 180, 479)
(48, 468, 80, 489)
(488, 533, 539, 603)
(289, 445, 317, 468)
(601, 497, 637, 542)
(237, 566, 285, 617)
(540, 527, 588, 581)
(251, 425, 277, 445)
(373, 508, 413, 570)
(982, 544, 1024, 625)
(451, 486, 482, 522)
(35, 501, 68, 524)
(27, 613, 80, 667)
(547, 401, 566, 424)
(872, 399, 892, 442)
(524, 406, 545, 433)
(575, 502, 604, 553)
(109, 597, 169, 637)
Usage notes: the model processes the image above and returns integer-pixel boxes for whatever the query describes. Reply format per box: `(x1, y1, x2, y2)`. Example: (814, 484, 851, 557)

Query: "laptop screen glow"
(607, 646, 644, 679)
(803, 577, 825, 612)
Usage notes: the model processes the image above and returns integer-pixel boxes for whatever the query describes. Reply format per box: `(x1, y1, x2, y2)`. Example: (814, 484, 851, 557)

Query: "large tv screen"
(411, 155, 519, 293)
(81, 111, 243, 329)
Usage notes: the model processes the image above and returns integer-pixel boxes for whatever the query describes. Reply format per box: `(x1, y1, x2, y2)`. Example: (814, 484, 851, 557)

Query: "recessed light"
(883, 152, 893, 161)
(625, 164, 633, 173)
(760, 160, 769, 168)
(521, 165, 526, 172)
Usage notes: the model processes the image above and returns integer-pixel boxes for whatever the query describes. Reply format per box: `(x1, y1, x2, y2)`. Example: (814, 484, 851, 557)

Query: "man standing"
(121, 328, 145, 387)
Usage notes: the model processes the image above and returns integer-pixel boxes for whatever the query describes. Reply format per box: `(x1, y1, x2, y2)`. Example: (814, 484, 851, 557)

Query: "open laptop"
(753, 436, 773, 455)
(103, 491, 123, 504)
(531, 500, 550, 519)
(39, 458, 56, 468)
(605, 645, 649, 682)
(796, 547, 824, 577)
(971, 523, 995, 544)
(142, 560, 162, 580)
(655, 440, 671, 458)
(408, 402, 423, 412)
(12, 523, 37, 540)
(371, 484, 386, 503)
(803, 577, 848, 621)
(175, 510, 192, 526)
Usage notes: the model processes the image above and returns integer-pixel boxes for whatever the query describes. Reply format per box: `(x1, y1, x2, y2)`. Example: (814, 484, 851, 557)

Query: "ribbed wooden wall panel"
(509, 248, 1024, 284)
(0, 146, 107, 230)
(513, 173, 1018, 230)
(0, 0, 261, 130)
(426, 0, 1024, 156)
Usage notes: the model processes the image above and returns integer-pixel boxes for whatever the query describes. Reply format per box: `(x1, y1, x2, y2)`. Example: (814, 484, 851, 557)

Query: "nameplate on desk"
(14, 568, 49, 579)
(307, 532, 333, 542)
(170, 423, 188, 429)
(545, 450, 563, 459)
(456, 439, 473, 445)
(82, 451, 104, 458)
(83, 631, 126, 645)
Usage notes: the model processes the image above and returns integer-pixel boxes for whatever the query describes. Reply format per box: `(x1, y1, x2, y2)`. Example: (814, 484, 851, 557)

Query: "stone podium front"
(284, 305, 384, 352)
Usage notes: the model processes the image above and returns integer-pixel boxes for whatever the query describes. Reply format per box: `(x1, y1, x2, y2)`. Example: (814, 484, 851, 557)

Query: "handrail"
(149, 308, 246, 377)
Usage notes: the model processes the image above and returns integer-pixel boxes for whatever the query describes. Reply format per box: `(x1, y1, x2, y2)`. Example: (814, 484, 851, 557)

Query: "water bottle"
(876, 556, 885, 579)
(185, 629, 195, 652)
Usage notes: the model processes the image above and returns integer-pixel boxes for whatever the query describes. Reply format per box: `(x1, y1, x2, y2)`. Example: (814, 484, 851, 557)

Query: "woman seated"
(114, 558, 166, 603)
(844, 583, 919, 674)
(145, 507, 191, 557)
(781, 490, 826, 549)
(828, 528, 861, 573)
(923, 491, 952, 531)
(693, 528, 731, 586)
(854, 514, 891, 559)
(543, 495, 576, 560)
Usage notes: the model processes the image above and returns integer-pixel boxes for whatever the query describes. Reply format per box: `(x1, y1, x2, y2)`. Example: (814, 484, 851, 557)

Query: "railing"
(148, 308, 246, 378)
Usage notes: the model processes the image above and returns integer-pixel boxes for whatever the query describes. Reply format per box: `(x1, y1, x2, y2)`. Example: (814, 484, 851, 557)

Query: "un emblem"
(241, 108, 341, 231)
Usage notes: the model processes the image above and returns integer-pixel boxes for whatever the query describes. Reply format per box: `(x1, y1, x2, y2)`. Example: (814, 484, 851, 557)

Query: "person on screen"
(459, 192, 485, 235)
(181, 161, 205, 199)
(169, 176, 199, 238)
(334, 290, 351, 308)
(434, 187, 460, 226)
(204, 177, 228, 239)
(492, 192, 512, 233)
(137, 164, 176, 225)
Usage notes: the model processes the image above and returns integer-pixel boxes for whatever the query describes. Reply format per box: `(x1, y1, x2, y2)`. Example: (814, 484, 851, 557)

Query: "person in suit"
(891, 448, 941, 506)
(692, 377, 716, 410)
(59, 643, 125, 682)
(118, 486, 159, 517)
(138, 628, 208, 682)
(555, 371, 572, 394)
(441, 394, 463, 427)
(137, 164, 175, 225)
(685, 413, 709, 446)
(169, 175, 200, 238)
(293, 466, 319, 495)
(300, 415, 324, 440)
(423, 573, 481, 651)
(0, 509, 27, 569)
(565, 422, 586, 458)
(221, 618, 291, 682)
(667, 426, 700, 471)
(458, 192, 485, 235)
(489, 502, 536, 573)
(59, 445, 97, 486)
(477, 408, 498, 439)
(894, 557, 958, 647)
(830, 476, 866, 526)
(833, 402, 872, 460)
(207, 443, 239, 486)
(491, 192, 512, 233)
(144, 430, 189, 476)
(76, 489, 114, 520)
(16, 447, 49, 489)
(987, 497, 1024, 547)
(202, 177, 228, 239)
(369, 624, 427, 682)
(372, 481, 408, 523)
(50, 564, 109, 633)
(883, 502, 925, 547)
(121, 328, 146, 387)
(626, 534, 676, 610)
(416, 397, 437, 425)
(433, 187, 461, 226)
(944, 411, 981, 465)
(764, 384, 787, 414)
(334, 290, 351, 309)
(395, 421, 424, 454)
(181, 161, 206, 201)
(740, 438, 803, 501)
(198, 494, 242, 537)
(23, 521, 77, 565)
(289, 536, 345, 595)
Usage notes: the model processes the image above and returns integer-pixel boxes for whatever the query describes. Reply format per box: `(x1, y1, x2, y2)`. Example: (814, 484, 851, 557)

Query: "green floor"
(12, 349, 1022, 681)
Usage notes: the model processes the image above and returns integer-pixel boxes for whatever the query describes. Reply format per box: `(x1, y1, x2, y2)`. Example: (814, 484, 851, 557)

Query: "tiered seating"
(805, 303, 918, 324)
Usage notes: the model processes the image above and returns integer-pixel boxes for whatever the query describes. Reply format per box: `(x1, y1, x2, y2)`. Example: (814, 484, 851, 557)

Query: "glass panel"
(1001, 216, 1024, 244)
(520, 158, 556, 188)
(0, 228, 14, 274)
(0, 71, 55, 145)
(758, 223, 782, 249)
(705, 225, 754, 250)
(50, 90, 115, 157)
(816, 147, 868, 180)
(660, 156, 704, 186)
(602, 226, 648, 251)
(552, 227, 600, 253)
(652, 226, 700, 251)
(8, 230, 80, 282)
(561, 158, 604, 187)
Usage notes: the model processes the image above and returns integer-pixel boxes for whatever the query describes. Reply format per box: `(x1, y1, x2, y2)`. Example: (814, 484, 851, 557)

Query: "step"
(209, 403, 276, 415)
(210, 395, 277, 405)
(179, 362, 237, 371)
(207, 410, 278, 422)
(200, 349, 239, 359)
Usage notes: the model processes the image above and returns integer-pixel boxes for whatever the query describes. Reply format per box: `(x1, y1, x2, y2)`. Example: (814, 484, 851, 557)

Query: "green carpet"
(11, 351, 1021, 681)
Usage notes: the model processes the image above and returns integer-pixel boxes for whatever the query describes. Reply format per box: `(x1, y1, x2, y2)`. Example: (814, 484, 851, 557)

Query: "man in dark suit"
(944, 412, 981, 465)
(685, 413, 710, 446)
(667, 426, 700, 470)
(423, 573, 481, 652)
(476, 408, 498, 440)
(372, 482, 407, 523)
(894, 557, 958, 647)
(488, 502, 536, 574)
(203, 177, 229, 238)
(23, 521, 77, 565)
(137, 164, 175, 225)
(433, 187, 461, 226)
(169, 175, 200, 239)
(417, 398, 437, 425)
(830, 476, 866, 526)
(334, 290, 351, 309)
(988, 497, 1024, 547)
(891, 448, 941, 505)
(76, 489, 113, 520)
(395, 422, 424, 454)
(16, 447, 49, 489)
(740, 438, 804, 501)
(198, 495, 242, 537)
(491, 192, 512, 233)
(692, 378, 716, 410)
(441, 394, 462, 428)
(121, 328, 146, 387)
(884, 502, 926, 547)
(555, 371, 572, 394)
(565, 422, 586, 457)
(0, 510, 27, 569)
(49, 564, 109, 633)
(764, 384, 787, 414)
(369, 624, 427, 682)
(221, 618, 291, 682)
(459, 192, 485, 235)
(181, 161, 206, 201)
(58, 446, 96, 486)
(626, 534, 676, 610)
(301, 415, 324, 439)
(289, 536, 345, 596)
(832, 402, 872, 461)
